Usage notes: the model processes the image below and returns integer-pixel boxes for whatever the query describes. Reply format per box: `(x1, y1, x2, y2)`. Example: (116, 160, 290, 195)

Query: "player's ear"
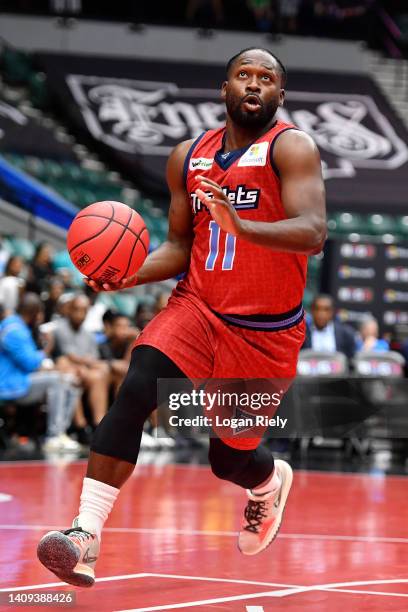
(221, 81, 227, 101)
(279, 88, 285, 107)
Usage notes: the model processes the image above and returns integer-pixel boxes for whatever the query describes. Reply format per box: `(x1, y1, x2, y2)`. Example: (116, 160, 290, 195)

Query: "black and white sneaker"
(37, 517, 99, 587)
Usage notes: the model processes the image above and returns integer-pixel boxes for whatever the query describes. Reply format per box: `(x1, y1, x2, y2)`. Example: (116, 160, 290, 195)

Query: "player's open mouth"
(242, 95, 262, 111)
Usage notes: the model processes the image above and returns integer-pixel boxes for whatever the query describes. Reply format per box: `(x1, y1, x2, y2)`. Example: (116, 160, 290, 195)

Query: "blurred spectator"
(26, 242, 54, 295)
(0, 255, 26, 313)
(247, 0, 274, 32)
(53, 294, 109, 426)
(357, 317, 389, 352)
(280, 0, 301, 32)
(186, 0, 224, 28)
(0, 236, 9, 276)
(0, 293, 81, 452)
(83, 285, 108, 333)
(155, 290, 172, 314)
(99, 311, 139, 395)
(135, 302, 156, 330)
(303, 294, 357, 359)
(43, 277, 66, 323)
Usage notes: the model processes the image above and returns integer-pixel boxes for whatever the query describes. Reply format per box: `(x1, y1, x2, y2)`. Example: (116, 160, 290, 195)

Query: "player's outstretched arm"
(196, 130, 326, 255)
(85, 140, 194, 292)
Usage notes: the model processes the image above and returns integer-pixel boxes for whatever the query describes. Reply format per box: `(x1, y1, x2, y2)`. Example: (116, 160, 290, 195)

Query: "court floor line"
(263, 577, 408, 598)
(1, 524, 408, 545)
(0, 572, 408, 600)
(115, 578, 408, 612)
(0, 573, 150, 592)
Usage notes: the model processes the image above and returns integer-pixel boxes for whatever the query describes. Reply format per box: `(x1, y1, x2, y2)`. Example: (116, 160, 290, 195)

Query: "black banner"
(323, 238, 408, 332)
(0, 99, 75, 159)
(38, 53, 408, 211)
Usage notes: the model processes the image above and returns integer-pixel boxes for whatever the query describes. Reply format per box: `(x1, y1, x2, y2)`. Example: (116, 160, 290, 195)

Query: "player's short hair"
(226, 47, 287, 87)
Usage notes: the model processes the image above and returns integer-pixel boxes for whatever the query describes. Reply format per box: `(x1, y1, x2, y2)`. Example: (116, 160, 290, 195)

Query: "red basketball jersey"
(181, 121, 308, 315)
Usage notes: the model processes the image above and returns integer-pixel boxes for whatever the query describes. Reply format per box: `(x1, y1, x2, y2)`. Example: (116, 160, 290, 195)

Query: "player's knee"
(110, 362, 156, 421)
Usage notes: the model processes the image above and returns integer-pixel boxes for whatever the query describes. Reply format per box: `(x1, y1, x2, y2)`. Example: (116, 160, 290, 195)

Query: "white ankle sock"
(252, 468, 281, 497)
(77, 477, 119, 540)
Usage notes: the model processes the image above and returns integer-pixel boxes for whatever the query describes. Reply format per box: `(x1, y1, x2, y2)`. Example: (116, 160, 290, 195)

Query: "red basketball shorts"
(133, 286, 305, 450)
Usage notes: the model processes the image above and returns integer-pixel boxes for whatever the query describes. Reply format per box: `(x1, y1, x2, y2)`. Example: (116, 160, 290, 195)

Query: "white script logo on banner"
(0, 101, 27, 141)
(67, 75, 408, 180)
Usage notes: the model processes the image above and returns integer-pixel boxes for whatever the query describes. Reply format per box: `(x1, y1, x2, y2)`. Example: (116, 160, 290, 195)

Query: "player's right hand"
(84, 273, 138, 292)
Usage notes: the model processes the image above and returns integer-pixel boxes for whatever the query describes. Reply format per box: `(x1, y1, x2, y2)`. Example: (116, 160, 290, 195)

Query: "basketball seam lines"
(87, 206, 134, 278)
(119, 225, 148, 283)
(68, 203, 115, 255)
(75, 213, 150, 253)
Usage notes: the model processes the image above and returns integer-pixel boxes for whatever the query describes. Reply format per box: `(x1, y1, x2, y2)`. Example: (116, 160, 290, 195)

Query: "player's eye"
(238, 70, 247, 77)
(261, 74, 271, 81)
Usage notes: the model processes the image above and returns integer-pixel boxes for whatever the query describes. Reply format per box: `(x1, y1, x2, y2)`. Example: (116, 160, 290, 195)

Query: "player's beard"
(226, 90, 279, 130)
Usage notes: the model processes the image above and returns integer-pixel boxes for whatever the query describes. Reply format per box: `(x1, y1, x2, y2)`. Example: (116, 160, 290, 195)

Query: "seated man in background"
(357, 316, 389, 353)
(303, 294, 357, 360)
(99, 310, 139, 396)
(0, 293, 80, 452)
(53, 294, 109, 428)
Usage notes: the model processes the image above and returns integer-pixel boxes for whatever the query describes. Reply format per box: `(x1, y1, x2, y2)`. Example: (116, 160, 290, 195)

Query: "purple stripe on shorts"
(219, 307, 304, 331)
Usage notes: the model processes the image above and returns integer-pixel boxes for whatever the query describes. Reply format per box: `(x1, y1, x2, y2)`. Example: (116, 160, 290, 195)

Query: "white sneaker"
(59, 434, 82, 452)
(238, 460, 293, 555)
(152, 427, 176, 449)
(37, 516, 99, 587)
(42, 436, 63, 453)
(140, 431, 158, 449)
(42, 434, 81, 454)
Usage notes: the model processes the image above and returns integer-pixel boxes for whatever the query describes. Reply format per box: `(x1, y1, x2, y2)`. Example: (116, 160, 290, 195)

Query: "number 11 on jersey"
(205, 220, 236, 271)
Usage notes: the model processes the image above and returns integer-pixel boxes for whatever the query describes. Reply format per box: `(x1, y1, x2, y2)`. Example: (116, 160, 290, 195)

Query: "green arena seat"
(9, 237, 35, 260)
(2, 47, 33, 85)
(28, 72, 49, 109)
(112, 294, 137, 318)
(396, 216, 408, 238)
(329, 212, 365, 234)
(366, 214, 398, 236)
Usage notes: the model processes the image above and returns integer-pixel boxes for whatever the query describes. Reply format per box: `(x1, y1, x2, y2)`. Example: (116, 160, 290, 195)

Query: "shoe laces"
(243, 499, 268, 534)
(63, 527, 93, 542)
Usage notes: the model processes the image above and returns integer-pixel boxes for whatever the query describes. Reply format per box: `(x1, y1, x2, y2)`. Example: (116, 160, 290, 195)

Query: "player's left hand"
(195, 175, 243, 237)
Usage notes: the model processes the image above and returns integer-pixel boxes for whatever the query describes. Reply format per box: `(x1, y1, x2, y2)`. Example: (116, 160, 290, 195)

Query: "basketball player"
(37, 47, 326, 586)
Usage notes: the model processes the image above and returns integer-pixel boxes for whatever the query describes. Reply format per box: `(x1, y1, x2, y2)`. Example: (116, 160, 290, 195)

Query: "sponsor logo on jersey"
(338, 286, 373, 303)
(338, 265, 375, 279)
(237, 141, 269, 167)
(340, 243, 376, 259)
(190, 184, 260, 214)
(189, 157, 214, 170)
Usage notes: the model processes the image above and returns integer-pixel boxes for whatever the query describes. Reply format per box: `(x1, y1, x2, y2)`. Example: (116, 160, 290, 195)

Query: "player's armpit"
(131, 140, 195, 286)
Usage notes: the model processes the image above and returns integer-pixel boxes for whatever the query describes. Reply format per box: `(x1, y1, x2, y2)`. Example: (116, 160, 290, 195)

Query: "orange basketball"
(67, 201, 149, 284)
